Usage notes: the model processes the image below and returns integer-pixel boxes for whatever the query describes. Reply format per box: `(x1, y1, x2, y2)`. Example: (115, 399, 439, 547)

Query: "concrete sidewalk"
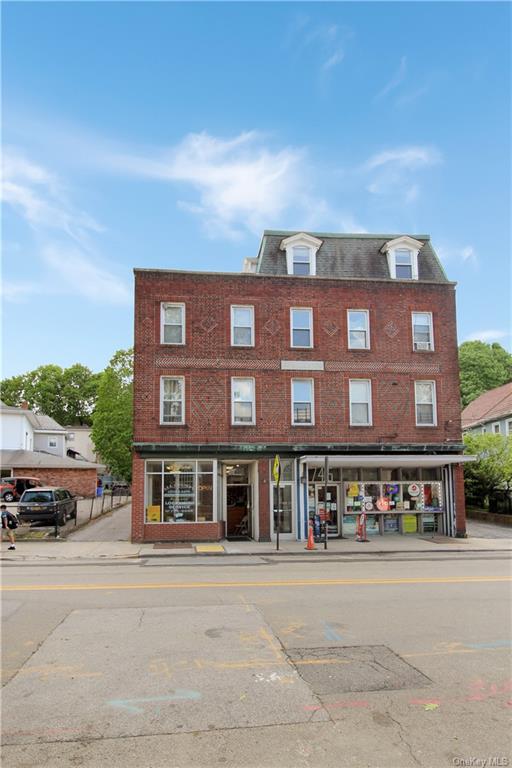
(1, 531, 511, 562)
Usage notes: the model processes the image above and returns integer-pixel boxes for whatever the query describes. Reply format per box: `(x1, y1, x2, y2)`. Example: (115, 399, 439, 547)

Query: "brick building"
(132, 231, 469, 543)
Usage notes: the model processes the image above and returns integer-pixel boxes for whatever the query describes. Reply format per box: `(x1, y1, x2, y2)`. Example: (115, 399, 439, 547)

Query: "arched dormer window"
(381, 236, 424, 280)
(280, 233, 323, 277)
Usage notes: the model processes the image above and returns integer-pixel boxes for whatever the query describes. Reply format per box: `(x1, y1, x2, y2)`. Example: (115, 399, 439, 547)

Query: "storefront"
(297, 455, 471, 540)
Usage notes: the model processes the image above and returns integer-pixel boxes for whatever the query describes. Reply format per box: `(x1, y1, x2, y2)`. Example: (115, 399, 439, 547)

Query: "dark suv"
(18, 487, 77, 526)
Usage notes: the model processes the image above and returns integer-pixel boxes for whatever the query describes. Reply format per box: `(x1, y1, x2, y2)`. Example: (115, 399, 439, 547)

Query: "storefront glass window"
(145, 460, 215, 523)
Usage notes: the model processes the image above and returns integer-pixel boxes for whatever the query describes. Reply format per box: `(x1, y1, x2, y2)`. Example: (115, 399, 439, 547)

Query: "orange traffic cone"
(305, 522, 316, 550)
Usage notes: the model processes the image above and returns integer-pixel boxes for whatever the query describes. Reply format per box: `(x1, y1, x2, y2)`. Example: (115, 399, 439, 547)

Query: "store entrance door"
(315, 485, 340, 537)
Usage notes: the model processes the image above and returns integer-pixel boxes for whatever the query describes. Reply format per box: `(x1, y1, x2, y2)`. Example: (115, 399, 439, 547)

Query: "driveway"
(67, 503, 131, 542)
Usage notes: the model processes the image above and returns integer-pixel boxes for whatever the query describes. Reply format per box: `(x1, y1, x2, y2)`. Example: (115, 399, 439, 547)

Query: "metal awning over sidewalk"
(302, 454, 476, 468)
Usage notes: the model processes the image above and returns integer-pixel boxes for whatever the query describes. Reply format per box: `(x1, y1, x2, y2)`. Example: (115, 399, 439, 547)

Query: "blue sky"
(2, 1, 510, 379)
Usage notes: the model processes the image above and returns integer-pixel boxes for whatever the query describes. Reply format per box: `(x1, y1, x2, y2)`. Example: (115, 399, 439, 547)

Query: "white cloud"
(322, 49, 345, 72)
(365, 146, 442, 172)
(286, 17, 348, 75)
(437, 244, 479, 267)
(42, 244, 132, 306)
(2, 146, 102, 242)
(375, 56, 407, 101)
(363, 145, 442, 203)
(464, 330, 509, 343)
(2, 148, 131, 305)
(105, 131, 307, 238)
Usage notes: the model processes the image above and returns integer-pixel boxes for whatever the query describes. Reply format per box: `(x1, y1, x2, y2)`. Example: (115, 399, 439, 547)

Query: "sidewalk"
(1, 531, 511, 562)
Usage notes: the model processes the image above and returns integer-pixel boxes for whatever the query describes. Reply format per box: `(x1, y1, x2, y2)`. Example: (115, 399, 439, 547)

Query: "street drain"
(287, 645, 431, 695)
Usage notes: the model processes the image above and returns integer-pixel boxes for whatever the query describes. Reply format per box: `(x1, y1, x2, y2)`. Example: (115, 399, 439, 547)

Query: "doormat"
(287, 645, 431, 694)
(195, 543, 225, 553)
(152, 542, 194, 549)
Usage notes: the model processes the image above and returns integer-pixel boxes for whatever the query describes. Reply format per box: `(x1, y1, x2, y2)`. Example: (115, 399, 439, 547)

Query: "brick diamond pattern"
(323, 320, 339, 337)
(384, 321, 399, 339)
(190, 377, 225, 419)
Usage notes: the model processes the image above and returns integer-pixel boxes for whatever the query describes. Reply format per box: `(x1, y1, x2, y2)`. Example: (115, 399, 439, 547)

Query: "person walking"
(1, 504, 17, 550)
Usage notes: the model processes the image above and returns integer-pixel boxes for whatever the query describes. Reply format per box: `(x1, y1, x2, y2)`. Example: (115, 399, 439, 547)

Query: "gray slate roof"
(0, 449, 104, 470)
(257, 232, 449, 282)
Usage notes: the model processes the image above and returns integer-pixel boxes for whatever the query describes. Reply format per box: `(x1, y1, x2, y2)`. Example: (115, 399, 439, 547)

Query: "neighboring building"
(461, 382, 512, 436)
(64, 425, 100, 463)
(0, 401, 103, 496)
(132, 231, 470, 544)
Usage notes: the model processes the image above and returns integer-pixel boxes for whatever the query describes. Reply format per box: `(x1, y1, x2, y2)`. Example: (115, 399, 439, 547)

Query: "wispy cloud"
(464, 329, 509, 343)
(285, 16, 349, 75)
(2, 147, 131, 305)
(103, 131, 310, 238)
(363, 145, 442, 203)
(375, 56, 407, 101)
(437, 244, 479, 267)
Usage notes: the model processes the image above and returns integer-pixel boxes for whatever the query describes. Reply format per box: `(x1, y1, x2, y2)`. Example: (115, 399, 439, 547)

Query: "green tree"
(459, 341, 512, 408)
(0, 364, 100, 425)
(91, 349, 133, 481)
(463, 432, 512, 506)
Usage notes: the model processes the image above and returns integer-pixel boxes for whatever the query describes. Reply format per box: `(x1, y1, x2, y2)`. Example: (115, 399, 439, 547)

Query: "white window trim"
(381, 236, 423, 281)
(230, 305, 255, 347)
(231, 377, 256, 426)
(280, 232, 322, 277)
(492, 422, 501, 434)
(415, 380, 437, 427)
(290, 307, 313, 349)
(291, 378, 315, 426)
(160, 376, 185, 425)
(161, 302, 186, 346)
(349, 379, 373, 426)
(412, 311, 434, 351)
(347, 309, 370, 350)
(506, 420, 512, 436)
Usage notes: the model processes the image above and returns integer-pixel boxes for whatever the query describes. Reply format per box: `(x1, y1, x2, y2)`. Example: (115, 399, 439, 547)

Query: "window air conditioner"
(414, 342, 431, 351)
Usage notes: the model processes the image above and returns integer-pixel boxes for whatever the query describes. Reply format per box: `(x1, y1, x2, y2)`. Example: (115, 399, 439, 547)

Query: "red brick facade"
(133, 266, 466, 542)
(14, 467, 97, 498)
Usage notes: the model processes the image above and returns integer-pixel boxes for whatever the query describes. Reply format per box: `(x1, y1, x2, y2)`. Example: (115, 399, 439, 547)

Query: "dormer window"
(280, 232, 323, 277)
(395, 249, 413, 279)
(381, 236, 423, 281)
(292, 246, 311, 276)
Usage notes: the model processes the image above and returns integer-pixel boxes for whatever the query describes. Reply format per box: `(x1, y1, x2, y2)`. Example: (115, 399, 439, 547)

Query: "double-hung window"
(394, 249, 414, 279)
(161, 376, 185, 424)
(231, 306, 254, 347)
(232, 378, 255, 425)
(291, 308, 313, 348)
(292, 246, 311, 276)
(412, 312, 434, 351)
(348, 310, 370, 349)
(415, 381, 437, 426)
(349, 379, 372, 426)
(292, 379, 314, 425)
(161, 303, 185, 345)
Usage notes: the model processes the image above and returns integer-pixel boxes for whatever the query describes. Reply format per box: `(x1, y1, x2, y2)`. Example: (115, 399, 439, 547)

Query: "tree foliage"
(459, 341, 512, 408)
(91, 349, 133, 481)
(463, 432, 512, 504)
(0, 364, 100, 425)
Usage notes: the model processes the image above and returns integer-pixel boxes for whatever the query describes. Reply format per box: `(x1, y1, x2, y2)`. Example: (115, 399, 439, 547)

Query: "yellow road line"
(1, 575, 510, 593)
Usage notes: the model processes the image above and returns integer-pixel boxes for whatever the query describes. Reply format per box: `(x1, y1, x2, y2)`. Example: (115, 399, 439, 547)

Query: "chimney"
(20, 401, 29, 410)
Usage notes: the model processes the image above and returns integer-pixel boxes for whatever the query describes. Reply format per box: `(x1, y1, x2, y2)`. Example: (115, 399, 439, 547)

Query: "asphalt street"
(1, 549, 511, 768)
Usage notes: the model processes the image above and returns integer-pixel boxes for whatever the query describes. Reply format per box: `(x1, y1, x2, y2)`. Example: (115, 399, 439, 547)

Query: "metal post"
(276, 478, 280, 552)
(324, 456, 328, 550)
(54, 507, 59, 539)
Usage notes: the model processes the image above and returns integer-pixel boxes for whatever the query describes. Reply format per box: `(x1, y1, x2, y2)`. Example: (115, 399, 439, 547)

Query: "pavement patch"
(287, 645, 432, 695)
(2, 605, 327, 745)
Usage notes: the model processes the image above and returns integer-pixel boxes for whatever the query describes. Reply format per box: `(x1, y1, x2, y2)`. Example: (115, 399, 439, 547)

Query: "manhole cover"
(287, 645, 431, 694)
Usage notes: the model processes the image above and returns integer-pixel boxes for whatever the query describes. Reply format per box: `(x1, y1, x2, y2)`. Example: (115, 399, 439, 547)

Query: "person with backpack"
(1, 504, 18, 550)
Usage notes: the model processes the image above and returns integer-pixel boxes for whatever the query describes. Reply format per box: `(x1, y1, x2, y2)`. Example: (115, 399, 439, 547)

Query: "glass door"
(315, 485, 339, 536)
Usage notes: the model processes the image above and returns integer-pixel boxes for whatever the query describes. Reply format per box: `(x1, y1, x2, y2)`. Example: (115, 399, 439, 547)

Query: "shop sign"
(364, 501, 374, 511)
(376, 497, 390, 511)
(408, 483, 421, 497)
(147, 505, 161, 522)
(348, 482, 360, 498)
(403, 514, 418, 533)
(272, 455, 281, 484)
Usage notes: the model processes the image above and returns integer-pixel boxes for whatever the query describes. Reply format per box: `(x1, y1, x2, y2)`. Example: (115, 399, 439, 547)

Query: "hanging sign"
(408, 483, 420, 497)
(272, 455, 281, 484)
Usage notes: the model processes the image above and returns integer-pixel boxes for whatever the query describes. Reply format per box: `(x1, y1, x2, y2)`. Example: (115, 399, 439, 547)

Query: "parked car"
(111, 482, 130, 496)
(0, 476, 42, 503)
(18, 487, 77, 526)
